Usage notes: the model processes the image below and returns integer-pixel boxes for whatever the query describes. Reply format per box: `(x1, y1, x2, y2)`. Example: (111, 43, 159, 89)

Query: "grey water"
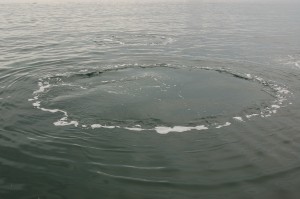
(1, 1, 300, 198)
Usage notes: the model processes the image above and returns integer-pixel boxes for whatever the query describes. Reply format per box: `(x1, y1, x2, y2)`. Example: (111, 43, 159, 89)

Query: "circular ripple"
(29, 64, 292, 134)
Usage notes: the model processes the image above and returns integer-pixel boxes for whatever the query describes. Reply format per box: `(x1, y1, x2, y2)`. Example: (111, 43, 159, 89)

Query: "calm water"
(1, 1, 300, 198)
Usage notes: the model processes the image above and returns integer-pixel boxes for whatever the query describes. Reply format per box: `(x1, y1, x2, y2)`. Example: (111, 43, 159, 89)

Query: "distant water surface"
(1, 1, 300, 198)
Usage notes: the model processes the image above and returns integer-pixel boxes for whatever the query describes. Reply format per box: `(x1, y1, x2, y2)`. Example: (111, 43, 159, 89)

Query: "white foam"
(271, 105, 280, 109)
(195, 125, 209, 130)
(215, 122, 231, 129)
(91, 124, 117, 129)
(91, 124, 116, 129)
(28, 96, 38, 101)
(233, 117, 244, 122)
(32, 101, 41, 108)
(33, 82, 50, 94)
(154, 125, 208, 134)
(125, 127, 145, 131)
(154, 127, 178, 134)
(246, 114, 259, 119)
(277, 88, 289, 94)
(255, 76, 264, 82)
(54, 120, 78, 127)
(40, 108, 66, 114)
(61, 83, 86, 89)
(91, 124, 102, 129)
(103, 125, 116, 129)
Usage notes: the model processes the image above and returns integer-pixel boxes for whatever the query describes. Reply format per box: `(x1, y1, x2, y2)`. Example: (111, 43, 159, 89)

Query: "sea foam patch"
(155, 125, 208, 134)
(29, 64, 292, 133)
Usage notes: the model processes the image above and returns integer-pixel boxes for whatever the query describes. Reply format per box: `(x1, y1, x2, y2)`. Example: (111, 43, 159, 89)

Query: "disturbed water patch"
(93, 33, 176, 46)
(279, 54, 300, 69)
(29, 64, 292, 134)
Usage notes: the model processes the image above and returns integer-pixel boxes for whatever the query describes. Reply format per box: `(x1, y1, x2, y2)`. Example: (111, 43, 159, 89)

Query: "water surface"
(1, 1, 300, 198)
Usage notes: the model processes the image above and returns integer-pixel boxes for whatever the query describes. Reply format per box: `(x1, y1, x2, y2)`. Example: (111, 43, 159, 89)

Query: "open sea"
(1, 1, 300, 198)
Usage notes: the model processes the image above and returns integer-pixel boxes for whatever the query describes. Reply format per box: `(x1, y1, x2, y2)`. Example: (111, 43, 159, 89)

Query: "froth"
(215, 122, 231, 129)
(154, 125, 208, 134)
(54, 120, 79, 127)
(233, 117, 244, 122)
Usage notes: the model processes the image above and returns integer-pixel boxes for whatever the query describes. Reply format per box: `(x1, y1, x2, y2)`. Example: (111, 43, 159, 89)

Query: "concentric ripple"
(29, 64, 292, 134)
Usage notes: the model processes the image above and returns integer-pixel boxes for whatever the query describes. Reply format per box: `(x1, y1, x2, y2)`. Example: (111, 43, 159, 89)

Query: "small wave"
(96, 170, 169, 184)
(94, 33, 176, 47)
(90, 162, 166, 170)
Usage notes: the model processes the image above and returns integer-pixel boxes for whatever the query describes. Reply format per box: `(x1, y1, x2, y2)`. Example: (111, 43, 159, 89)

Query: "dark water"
(1, 1, 300, 198)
